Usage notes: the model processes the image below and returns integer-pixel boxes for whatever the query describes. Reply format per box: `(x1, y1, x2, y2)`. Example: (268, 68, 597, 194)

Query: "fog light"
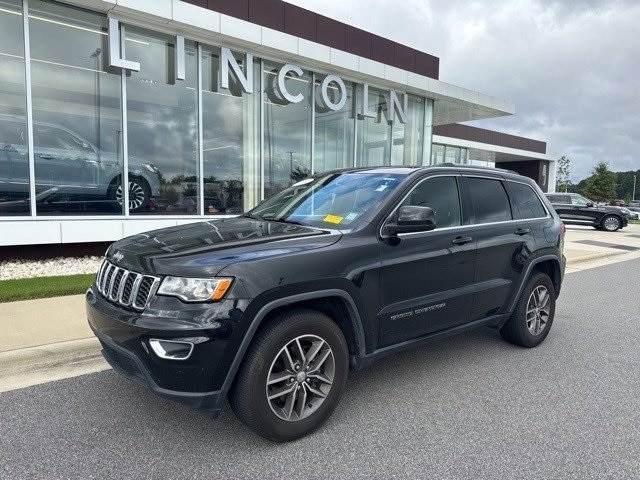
(149, 339, 194, 361)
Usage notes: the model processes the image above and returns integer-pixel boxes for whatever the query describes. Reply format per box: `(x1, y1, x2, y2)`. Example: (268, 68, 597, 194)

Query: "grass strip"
(0, 273, 96, 303)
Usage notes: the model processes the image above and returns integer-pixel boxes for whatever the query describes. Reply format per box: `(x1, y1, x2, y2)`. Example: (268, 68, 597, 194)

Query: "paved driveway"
(1, 259, 639, 479)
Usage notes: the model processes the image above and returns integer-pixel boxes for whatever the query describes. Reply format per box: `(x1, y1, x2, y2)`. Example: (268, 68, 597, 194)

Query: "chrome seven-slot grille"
(95, 259, 160, 310)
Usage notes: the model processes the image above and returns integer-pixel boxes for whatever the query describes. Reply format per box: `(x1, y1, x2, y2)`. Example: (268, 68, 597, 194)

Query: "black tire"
(500, 272, 556, 348)
(229, 309, 349, 442)
(601, 214, 622, 232)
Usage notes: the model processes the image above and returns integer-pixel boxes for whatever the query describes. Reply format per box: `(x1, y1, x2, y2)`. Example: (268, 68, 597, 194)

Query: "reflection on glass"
(431, 144, 445, 164)
(125, 26, 197, 215)
(444, 145, 461, 164)
(263, 62, 312, 199)
(29, 1, 124, 215)
(0, 0, 29, 215)
(314, 76, 355, 173)
(356, 84, 391, 167)
(460, 147, 468, 164)
(391, 95, 424, 166)
(201, 46, 259, 214)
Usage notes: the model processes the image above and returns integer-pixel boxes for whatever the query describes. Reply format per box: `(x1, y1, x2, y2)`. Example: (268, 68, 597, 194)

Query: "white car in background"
(625, 206, 640, 220)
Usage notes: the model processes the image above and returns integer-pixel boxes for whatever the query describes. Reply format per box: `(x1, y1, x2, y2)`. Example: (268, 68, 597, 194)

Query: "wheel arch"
(507, 255, 563, 314)
(219, 290, 366, 403)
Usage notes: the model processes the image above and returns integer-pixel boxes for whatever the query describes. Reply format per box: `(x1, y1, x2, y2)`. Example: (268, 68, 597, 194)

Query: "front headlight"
(157, 276, 233, 302)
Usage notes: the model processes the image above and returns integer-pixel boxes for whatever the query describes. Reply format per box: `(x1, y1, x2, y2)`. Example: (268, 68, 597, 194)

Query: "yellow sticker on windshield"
(324, 215, 344, 224)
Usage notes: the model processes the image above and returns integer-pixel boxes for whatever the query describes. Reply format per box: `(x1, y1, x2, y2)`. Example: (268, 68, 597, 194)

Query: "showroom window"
(355, 84, 391, 167)
(29, 1, 123, 216)
(263, 62, 313, 199)
(201, 46, 260, 214)
(124, 26, 199, 216)
(390, 94, 425, 166)
(314, 75, 355, 173)
(431, 144, 445, 164)
(0, 0, 29, 215)
(0, 1, 436, 218)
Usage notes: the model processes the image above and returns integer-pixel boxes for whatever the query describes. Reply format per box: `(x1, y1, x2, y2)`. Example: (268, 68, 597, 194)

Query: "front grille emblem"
(113, 251, 124, 263)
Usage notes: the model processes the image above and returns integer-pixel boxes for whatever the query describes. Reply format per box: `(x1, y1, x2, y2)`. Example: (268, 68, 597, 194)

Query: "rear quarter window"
(508, 182, 547, 219)
(467, 177, 512, 224)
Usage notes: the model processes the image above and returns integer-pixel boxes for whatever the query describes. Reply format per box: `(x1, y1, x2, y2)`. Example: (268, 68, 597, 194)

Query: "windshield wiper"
(271, 217, 308, 226)
(242, 213, 263, 221)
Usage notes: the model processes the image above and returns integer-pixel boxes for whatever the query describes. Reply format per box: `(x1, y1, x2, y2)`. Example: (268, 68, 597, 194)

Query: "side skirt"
(349, 313, 508, 370)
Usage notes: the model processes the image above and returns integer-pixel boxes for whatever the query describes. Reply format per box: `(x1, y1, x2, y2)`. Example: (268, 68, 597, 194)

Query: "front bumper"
(86, 286, 250, 417)
(94, 327, 223, 416)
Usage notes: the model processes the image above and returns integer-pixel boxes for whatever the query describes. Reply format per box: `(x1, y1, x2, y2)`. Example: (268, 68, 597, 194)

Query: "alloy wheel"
(526, 286, 551, 335)
(265, 334, 335, 422)
(603, 216, 620, 231)
(115, 181, 146, 211)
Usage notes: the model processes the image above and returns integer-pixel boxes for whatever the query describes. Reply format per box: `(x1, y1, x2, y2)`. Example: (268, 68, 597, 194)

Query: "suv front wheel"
(500, 272, 556, 348)
(601, 215, 622, 232)
(230, 309, 349, 442)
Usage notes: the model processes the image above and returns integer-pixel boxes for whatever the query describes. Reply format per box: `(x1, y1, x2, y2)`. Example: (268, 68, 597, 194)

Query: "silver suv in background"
(0, 115, 160, 213)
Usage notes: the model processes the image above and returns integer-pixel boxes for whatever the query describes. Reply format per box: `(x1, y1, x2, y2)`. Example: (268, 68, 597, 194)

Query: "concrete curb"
(565, 249, 628, 266)
(0, 337, 109, 393)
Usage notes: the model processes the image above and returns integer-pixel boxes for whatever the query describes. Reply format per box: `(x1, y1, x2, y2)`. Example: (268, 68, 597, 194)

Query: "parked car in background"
(624, 206, 640, 220)
(545, 192, 628, 231)
(88, 165, 566, 441)
(0, 114, 160, 213)
(629, 200, 640, 208)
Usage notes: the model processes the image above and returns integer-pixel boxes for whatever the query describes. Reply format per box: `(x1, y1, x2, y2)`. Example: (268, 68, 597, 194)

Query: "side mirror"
(586, 202, 594, 207)
(385, 205, 436, 236)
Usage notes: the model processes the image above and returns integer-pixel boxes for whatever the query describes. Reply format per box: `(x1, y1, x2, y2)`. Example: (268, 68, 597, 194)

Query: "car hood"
(105, 217, 342, 277)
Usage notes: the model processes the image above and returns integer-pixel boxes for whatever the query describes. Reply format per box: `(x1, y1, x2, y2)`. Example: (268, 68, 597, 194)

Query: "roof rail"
(435, 163, 518, 175)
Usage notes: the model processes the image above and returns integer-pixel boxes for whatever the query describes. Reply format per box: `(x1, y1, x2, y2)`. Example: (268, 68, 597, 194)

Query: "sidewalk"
(2, 223, 640, 391)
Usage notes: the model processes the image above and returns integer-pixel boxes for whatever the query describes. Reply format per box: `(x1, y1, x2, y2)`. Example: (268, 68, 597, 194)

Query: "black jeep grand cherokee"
(87, 165, 566, 441)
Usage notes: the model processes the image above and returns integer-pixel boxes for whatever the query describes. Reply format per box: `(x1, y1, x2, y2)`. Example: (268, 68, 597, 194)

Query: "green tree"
(583, 161, 617, 203)
(556, 155, 571, 192)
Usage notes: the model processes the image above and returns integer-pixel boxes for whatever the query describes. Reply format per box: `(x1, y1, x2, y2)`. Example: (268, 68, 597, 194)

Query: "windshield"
(247, 172, 405, 228)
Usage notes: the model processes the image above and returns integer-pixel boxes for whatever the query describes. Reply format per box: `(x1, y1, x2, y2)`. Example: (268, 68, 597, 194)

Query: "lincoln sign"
(108, 18, 409, 124)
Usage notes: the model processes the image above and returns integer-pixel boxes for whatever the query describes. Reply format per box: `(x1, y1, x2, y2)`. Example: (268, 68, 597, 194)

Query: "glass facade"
(431, 143, 468, 165)
(125, 26, 198, 216)
(29, 1, 122, 215)
(201, 46, 259, 214)
(0, 0, 29, 215)
(263, 62, 313, 199)
(314, 75, 355, 173)
(0, 0, 435, 219)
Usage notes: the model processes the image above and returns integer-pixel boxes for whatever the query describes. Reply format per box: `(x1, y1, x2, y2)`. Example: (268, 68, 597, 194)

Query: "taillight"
(561, 223, 566, 236)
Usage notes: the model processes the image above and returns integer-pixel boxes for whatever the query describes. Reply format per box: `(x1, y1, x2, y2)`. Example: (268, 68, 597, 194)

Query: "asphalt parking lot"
(1, 259, 639, 479)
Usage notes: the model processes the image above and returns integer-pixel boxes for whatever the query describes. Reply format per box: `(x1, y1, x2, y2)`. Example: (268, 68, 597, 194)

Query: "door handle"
(452, 236, 473, 245)
(514, 228, 530, 236)
(39, 154, 55, 159)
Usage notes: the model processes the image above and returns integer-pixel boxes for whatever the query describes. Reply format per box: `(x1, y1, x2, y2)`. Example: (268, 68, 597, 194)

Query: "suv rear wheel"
(500, 272, 556, 348)
(229, 309, 349, 442)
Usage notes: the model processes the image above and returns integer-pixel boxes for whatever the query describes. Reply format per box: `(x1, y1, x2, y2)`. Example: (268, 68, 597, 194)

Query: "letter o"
(320, 75, 347, 111)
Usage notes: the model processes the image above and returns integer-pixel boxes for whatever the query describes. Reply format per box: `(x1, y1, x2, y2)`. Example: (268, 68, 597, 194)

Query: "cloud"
(286, 0, 640, 181)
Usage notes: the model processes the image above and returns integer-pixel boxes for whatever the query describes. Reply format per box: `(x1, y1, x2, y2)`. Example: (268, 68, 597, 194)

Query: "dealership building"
(0, 0, 554, 248)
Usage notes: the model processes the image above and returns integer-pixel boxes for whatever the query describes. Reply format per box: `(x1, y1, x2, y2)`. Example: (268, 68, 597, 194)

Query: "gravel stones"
(0, 256, 102, 281)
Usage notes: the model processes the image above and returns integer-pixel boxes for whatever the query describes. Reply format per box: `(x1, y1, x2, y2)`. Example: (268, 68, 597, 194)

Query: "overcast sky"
(288, 0, 639, 181)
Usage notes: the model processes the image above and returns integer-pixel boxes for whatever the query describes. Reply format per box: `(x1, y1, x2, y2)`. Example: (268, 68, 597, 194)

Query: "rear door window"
(467, 177, 513, 224)
(508, 182, 547, 219)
